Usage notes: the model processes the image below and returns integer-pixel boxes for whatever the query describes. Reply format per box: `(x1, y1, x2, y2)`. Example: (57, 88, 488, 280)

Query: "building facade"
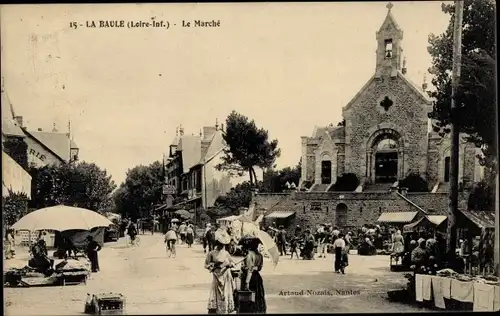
(165, 123, 263, 213)
(299, 6, 481, 193)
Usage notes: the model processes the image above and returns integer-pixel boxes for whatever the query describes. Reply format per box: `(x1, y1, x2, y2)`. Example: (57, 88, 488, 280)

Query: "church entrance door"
(375, 151, 398, 183)
(321, 161, 332, 184)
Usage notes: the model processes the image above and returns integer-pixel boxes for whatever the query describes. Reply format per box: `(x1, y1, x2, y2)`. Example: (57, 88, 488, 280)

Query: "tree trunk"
(249, 168, 254, 186)
(251, 167, 258, 184)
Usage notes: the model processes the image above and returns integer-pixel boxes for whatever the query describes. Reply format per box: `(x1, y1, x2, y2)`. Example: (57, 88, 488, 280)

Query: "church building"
(299, 3, 481, 193)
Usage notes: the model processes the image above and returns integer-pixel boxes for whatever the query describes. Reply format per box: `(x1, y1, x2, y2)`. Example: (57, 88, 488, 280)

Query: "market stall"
(413, 271, 499, 311)
(403, 215, 447, 234)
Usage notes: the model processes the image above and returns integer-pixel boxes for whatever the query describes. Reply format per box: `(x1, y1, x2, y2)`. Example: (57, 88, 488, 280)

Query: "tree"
(3, 137, 28, 170)
(216, 111, 281, 186)
(29, 162, 116, 212)
(213, 181, 255, 215)
(113, 161, 164, 220)
(2, 189, 29, 227)
(427, 0, 497, 178)
(261, 163, 301, 193)
(399, 173, 430, 193)
(468, 179, 494, 211)
(330, 173, 360, 192)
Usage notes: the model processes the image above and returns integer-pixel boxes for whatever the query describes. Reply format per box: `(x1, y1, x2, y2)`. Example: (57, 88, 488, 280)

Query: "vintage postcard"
(2, 1, 498, 315)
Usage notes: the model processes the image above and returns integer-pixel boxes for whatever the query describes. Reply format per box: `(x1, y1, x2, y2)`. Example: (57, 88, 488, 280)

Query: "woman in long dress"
(204, 229, 235, 314)
(391, 230, 405, 263)
(240, 237, 267, 313)
(186, 224, 194, 248)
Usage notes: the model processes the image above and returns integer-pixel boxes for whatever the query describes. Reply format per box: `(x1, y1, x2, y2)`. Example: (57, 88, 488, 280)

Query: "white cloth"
(441, 277, 452, 299)
(421, 275, 432, 301)
(431, 276, 446, 309)
(415, 274, 424, 302)
(494, 285, 500, 311)
(473, 283, 496, 311)
(451, 279, 474, 303)
(332, 230, 340, 237)
(333, 238, 345, 248)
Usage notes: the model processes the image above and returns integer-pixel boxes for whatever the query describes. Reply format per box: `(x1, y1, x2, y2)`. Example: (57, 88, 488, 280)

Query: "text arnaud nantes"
(279, 289, 361, 296)
(85, 20, 220, 28)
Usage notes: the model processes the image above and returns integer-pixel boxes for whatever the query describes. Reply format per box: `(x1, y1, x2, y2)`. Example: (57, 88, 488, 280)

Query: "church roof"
(328, 126, 345, 139)
(377, 9, 402, 33)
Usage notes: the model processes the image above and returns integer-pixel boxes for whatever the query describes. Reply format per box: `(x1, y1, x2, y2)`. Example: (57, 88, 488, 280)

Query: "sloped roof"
(70, 139, 78, 149)
(170, 136, 180, 147)
(179, 135, 202, 173)
(26, 130, 71, 162)
(459, 209, 495, 229)
(328, 126, 345, 139)
(378, 10, 402, 33)
(202, 130, 225, 164)
(377, 211, 418, 223)
(1, 90, 25, 138)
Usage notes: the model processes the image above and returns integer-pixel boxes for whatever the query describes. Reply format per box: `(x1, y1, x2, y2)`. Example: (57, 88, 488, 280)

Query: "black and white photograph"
(1, 1, 498, 314)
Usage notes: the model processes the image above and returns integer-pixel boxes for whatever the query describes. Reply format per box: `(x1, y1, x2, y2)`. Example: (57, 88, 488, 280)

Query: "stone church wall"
(343, 76, 429, 182)
(253, 191, 469, 231)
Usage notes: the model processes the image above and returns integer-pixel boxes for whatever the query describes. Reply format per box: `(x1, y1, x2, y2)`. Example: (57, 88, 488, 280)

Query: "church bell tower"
(375, 3, 404, 78)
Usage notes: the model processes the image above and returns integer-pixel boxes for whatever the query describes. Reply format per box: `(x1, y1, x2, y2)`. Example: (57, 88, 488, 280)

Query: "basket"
(237, 290, 255, 302)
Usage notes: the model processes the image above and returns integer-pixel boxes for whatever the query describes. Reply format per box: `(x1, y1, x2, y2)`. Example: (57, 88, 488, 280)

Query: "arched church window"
(384, 39, 393, 58)
(444, 156, 451, 182)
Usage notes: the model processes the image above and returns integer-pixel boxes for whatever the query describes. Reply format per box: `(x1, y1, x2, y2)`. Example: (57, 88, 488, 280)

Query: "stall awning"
(216, 215, 240, 222)
(377, 211, 418, 223)
(265, 211, 296, 219)
(459, 209, 495, 229)
(427, 215, 447, 226)
(403, 215, 447, 233)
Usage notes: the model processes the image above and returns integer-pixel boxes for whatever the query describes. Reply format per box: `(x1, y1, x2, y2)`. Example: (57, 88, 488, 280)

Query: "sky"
(1, 2, 452, 185)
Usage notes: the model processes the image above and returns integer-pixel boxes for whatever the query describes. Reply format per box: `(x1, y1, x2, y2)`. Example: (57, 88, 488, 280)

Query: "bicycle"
(130, 236, 140, 247)
(166, 239, 176, 258)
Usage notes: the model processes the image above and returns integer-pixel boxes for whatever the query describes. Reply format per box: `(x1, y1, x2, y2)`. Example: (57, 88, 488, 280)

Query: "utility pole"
(495, 173, 499, 277)
(446, 0, 464, 257)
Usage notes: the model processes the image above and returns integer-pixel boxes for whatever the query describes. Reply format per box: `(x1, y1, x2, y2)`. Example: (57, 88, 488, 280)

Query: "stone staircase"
(309, 183, 330, 192)
(363, 182, 394, 192)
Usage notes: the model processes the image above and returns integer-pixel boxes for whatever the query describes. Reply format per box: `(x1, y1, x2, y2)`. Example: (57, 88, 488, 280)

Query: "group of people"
(204, 228, 267, 314)
(265, 222, 353, 274)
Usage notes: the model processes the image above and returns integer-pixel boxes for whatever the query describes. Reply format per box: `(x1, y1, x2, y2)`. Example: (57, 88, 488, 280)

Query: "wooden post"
(495, 173, 499, 276)
(445, 0, 464, 257)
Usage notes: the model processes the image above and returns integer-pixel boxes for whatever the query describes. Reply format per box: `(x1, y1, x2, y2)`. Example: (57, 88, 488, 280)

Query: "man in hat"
(276, 225, 287, 256)
(86, 236, 102, 273)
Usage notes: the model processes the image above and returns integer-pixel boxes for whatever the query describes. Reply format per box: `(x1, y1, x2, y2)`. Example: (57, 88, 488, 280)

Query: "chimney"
(422, 73, 428, 91)
(14, 116, 23, 127)
(38, 128, 42, 131)
(203, 126, 217, 141)
(179, 125, 184, 136)
(401, 57, 407, 75)
(215, 118, 219, 131)
(221, 124, 224, 132)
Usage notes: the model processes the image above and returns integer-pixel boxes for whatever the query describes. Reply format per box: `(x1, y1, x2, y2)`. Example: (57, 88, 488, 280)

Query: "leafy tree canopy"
(399, 173, 430, 193)
(260, 162, 301, 193)
(427, 0, 497, 176)
(216, 111, 281, 186)
(3, 189, 29, 227)
(29, 162, 116, 212)
(3, 137, 28, 171)
(113, 161, 164, 220)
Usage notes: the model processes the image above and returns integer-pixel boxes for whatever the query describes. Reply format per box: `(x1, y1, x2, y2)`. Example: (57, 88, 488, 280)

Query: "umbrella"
(171, 218, 180, 223)
(240, 227, 279, 268)
(11, 205, 113, 231)
(175, 209, 191, 219)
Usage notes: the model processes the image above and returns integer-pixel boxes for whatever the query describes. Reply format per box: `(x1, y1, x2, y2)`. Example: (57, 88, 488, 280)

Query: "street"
(4, 234, 425, 314)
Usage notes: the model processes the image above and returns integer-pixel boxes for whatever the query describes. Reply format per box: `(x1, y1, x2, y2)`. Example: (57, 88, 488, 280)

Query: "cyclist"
(164, 227, 178, 258)
(127, 221, 138, 246)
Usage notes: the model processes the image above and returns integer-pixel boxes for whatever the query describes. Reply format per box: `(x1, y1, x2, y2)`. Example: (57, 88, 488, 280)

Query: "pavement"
(4, 234, 425, 314)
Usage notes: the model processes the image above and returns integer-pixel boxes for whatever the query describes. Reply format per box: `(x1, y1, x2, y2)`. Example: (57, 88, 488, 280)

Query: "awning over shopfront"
(377, 211, 418, 223)
(458, 209, 495, 229)
(216, 215, 240, 223)
(265, 211, 296, 219)
(403, 215, 448, 233)
(2, 151, 31, 199)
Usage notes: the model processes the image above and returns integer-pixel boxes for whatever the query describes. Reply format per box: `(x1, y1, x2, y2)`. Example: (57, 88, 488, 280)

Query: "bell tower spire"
(375, 2, 404, 78)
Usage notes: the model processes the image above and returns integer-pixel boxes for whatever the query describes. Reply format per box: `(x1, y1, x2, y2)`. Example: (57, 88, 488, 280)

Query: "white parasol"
(11, 205, 113, 231)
